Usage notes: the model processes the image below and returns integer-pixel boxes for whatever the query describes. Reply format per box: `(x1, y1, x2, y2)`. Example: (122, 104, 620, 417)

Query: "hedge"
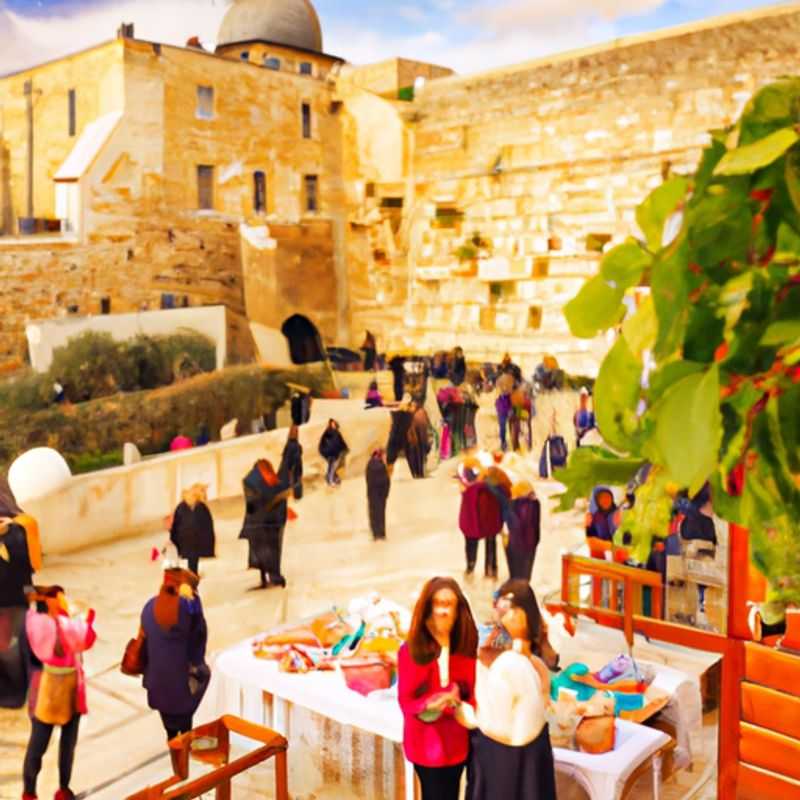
(0, 364, 333, 469)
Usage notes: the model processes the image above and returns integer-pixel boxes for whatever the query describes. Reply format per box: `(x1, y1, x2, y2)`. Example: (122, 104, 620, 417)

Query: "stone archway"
(280, 314, 325, 364)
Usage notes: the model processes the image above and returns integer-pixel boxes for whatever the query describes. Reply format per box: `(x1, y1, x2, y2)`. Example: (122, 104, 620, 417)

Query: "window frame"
(68, 88, 76, 137)
(197, 164, 215, 211)
(301, 101, 312, 139)
(299, 61, 313, 76)
(253, 170, 266, 213)
(304, 174, 319, 213)
(264, 56, 281, 71)
(196, 85, 215, 121)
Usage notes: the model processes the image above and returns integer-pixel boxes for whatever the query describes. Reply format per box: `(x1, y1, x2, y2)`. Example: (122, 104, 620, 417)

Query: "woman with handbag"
(397, 577, 478, 800)
(22, 585, 97, 800)
(140, 568, 209, 741)
(463, 580, 557, 800)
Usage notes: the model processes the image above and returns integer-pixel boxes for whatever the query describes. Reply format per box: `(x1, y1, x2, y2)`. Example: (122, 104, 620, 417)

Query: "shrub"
(159, 330, 216, 378)
(48, 332, 132, 402)
(0, 371, 51, 413)
(126, 335, 171, 390)
(69, 450, 123, 475)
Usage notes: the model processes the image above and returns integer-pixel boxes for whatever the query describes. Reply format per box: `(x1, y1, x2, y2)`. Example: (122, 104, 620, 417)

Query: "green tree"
(558, 78, 800, 611)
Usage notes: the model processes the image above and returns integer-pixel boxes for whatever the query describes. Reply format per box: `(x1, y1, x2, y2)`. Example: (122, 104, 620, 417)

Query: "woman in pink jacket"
(397, 576, 478, 800)
(22, 585, 96, 800)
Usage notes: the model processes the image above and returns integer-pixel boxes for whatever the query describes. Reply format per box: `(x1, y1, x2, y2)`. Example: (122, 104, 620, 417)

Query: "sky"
(0, 0, 792, 76)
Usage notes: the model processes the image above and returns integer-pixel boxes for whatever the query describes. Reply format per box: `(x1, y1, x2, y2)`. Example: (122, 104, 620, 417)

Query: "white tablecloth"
(211, 637, 673, 800)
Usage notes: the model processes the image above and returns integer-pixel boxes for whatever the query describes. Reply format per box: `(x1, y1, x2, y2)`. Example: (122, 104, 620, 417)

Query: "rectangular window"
(196, 85, 214, 120)
(197, 165, 214, 210)
(381, 197, 403, 208)
(528, 306, 543, 329)
(265, 56, 281, 70)
(254, 170, 266, 213)
(299, 61, 313, 75)
(68, 89, 76, 137)
(302, 102, 312, 139)
(100, 297, 111, 315)
(304, 174, 318, 213)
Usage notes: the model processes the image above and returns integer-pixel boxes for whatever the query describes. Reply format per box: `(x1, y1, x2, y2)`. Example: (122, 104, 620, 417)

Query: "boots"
(22, 794, 37, 800)
(54, 791, 75, 800)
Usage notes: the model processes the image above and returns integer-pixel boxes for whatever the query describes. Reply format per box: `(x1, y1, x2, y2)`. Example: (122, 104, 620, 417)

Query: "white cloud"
(460, 0, 667, 32)
(396, 4, 428, 23)
(0, 0, 228, 75)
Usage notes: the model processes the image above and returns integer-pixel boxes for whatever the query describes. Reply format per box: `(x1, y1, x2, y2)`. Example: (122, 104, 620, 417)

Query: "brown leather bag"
(121, 628, 147, 676)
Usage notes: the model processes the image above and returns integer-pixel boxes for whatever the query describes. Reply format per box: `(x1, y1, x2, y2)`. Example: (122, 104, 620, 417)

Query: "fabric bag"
(121, 628, 147, 676)
(34, 667, 77, 726)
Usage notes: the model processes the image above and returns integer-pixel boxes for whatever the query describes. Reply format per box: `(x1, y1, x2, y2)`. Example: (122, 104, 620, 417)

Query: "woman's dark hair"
(496, 579, 543, 647)
(328, 418, 339, 429)
(407, 576, 477, 665)
(369, 380, 378, 391)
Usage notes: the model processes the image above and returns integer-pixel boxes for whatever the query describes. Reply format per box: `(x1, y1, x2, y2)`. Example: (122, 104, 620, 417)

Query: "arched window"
(254, 171, 266, 213)
(281, 315, 325, 364)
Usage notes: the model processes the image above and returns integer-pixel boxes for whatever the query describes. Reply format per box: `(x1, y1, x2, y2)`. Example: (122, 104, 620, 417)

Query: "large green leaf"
(636, 177, 690, 251)
(600, 240, 652, 290)
(622, 296, 657, 358)
(775, 222, 800, 259)
(648, 360, 705, 402)
(651, 366, 722, 494)
(739, 78, 800, 145)
(594, 336, 643, 452)
(715, 128, 800, 176)
(718, 272, 754, 334)
(785, 150, 800, 216)
(553, 447, 645, 511)
(760, 319, 800, 345)
(651, 237, 690, 359)
(564, 275, 625, 339)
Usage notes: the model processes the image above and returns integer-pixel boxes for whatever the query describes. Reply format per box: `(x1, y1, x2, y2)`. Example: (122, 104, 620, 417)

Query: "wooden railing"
(551, 552, 663, 648)
(125, 715, 288, 800)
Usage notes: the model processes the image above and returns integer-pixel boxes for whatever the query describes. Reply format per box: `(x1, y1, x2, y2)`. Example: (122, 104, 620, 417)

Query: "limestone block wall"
(240, 220, 340, 344)
(0, 40, 125, 229)
(391, 6, 800, 373)
(0, 213, 245, 369)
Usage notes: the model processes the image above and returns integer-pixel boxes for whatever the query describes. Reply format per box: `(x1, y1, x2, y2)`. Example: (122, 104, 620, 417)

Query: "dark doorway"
(281, 314, 325, 364)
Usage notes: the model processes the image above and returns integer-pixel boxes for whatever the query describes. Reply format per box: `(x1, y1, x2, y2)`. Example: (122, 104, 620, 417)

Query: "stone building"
(1, 0, 799, 373)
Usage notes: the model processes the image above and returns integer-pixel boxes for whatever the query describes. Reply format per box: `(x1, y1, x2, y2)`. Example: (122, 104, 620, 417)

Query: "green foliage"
(68, 450, 123, 475)
(0, 371, 51, 413)
(44, 330, 216, 404)
(558, 78, 800, 608)
(615, 469, 674, 564)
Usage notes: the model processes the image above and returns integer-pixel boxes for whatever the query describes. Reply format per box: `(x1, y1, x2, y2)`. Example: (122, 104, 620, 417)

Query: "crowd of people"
(0, 335, 598, 800)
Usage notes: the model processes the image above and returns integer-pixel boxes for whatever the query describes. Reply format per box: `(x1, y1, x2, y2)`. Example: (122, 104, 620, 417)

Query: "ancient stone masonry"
(1, 4, 800, 373)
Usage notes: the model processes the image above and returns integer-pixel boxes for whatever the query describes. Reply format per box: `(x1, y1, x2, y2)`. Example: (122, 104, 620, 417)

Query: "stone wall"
(0, 213, 245, 368)
(383, 5, 800, 373)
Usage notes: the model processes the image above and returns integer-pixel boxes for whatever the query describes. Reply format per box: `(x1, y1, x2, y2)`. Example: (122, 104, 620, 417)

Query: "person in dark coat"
(0, 477, 39, 710)
(586, 486, 618, 543)
(389, 356, 406, 402)
(450, 347, 467, 387)
(407, 401, 432, 479)
(279, 425, 304, 500)
(141, 568, 209, 741)
(505, 483, 541, 582)
(239, 460, 292, 588)
(386, 402, 414, 477)
(366, 450, 391, 540)
(361, 331, 377, 371)
(318, 419, 348, 486)
(169, 484, 215, 577)
(459, 479, 504, 578)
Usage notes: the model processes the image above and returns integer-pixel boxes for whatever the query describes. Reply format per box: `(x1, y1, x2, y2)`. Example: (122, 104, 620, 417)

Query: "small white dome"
(8, 448, 71, 505)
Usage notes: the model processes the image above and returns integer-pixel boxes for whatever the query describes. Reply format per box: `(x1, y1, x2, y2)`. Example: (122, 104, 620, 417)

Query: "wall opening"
(265, 56, 280, 70)
(254, 170, 266, 213)
(302, 102, 312, 139)
(197, 165, 214, 210)
(68, 89, 76, 137)
(304, 174, 318, 213)
(299, 61, 313, 76)
(196, 86, 214, 120)
(281, 314, 325, 364)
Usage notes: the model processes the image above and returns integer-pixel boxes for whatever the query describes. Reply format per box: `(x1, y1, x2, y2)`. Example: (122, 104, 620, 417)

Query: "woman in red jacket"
(398, 576, 478, 800)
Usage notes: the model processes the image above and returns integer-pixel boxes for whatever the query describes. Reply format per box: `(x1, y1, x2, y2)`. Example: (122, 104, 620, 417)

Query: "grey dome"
(217, 0, 323, 53)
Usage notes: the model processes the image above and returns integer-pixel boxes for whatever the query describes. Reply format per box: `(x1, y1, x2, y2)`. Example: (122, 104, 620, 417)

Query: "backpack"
(539, 435, 569, 478)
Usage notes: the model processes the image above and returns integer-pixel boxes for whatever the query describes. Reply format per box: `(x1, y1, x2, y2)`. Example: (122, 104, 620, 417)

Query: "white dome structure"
(216, 0, 323, 53)
(8, 448, 71, 506)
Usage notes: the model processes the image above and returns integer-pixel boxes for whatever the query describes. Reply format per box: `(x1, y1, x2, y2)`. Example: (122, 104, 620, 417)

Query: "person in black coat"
(239, 460, 292, 589)
(450, 346, 467, 386)
(319, 419, 348, 486)
(389, 356, 406, 402)
(366, 450, 391, 540)
(0, 477, 37, 709)
(279, 425, 304, 500)
(170, 484, 216, 577)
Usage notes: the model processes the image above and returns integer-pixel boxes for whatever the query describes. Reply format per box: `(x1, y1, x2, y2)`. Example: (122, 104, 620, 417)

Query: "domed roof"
(217, 0, 323, 53)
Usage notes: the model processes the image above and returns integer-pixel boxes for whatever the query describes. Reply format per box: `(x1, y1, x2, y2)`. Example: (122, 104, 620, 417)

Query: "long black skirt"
(0, 607, 30, 709)
(246, 524, 285, 576)
(468, 726, 557, 800)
